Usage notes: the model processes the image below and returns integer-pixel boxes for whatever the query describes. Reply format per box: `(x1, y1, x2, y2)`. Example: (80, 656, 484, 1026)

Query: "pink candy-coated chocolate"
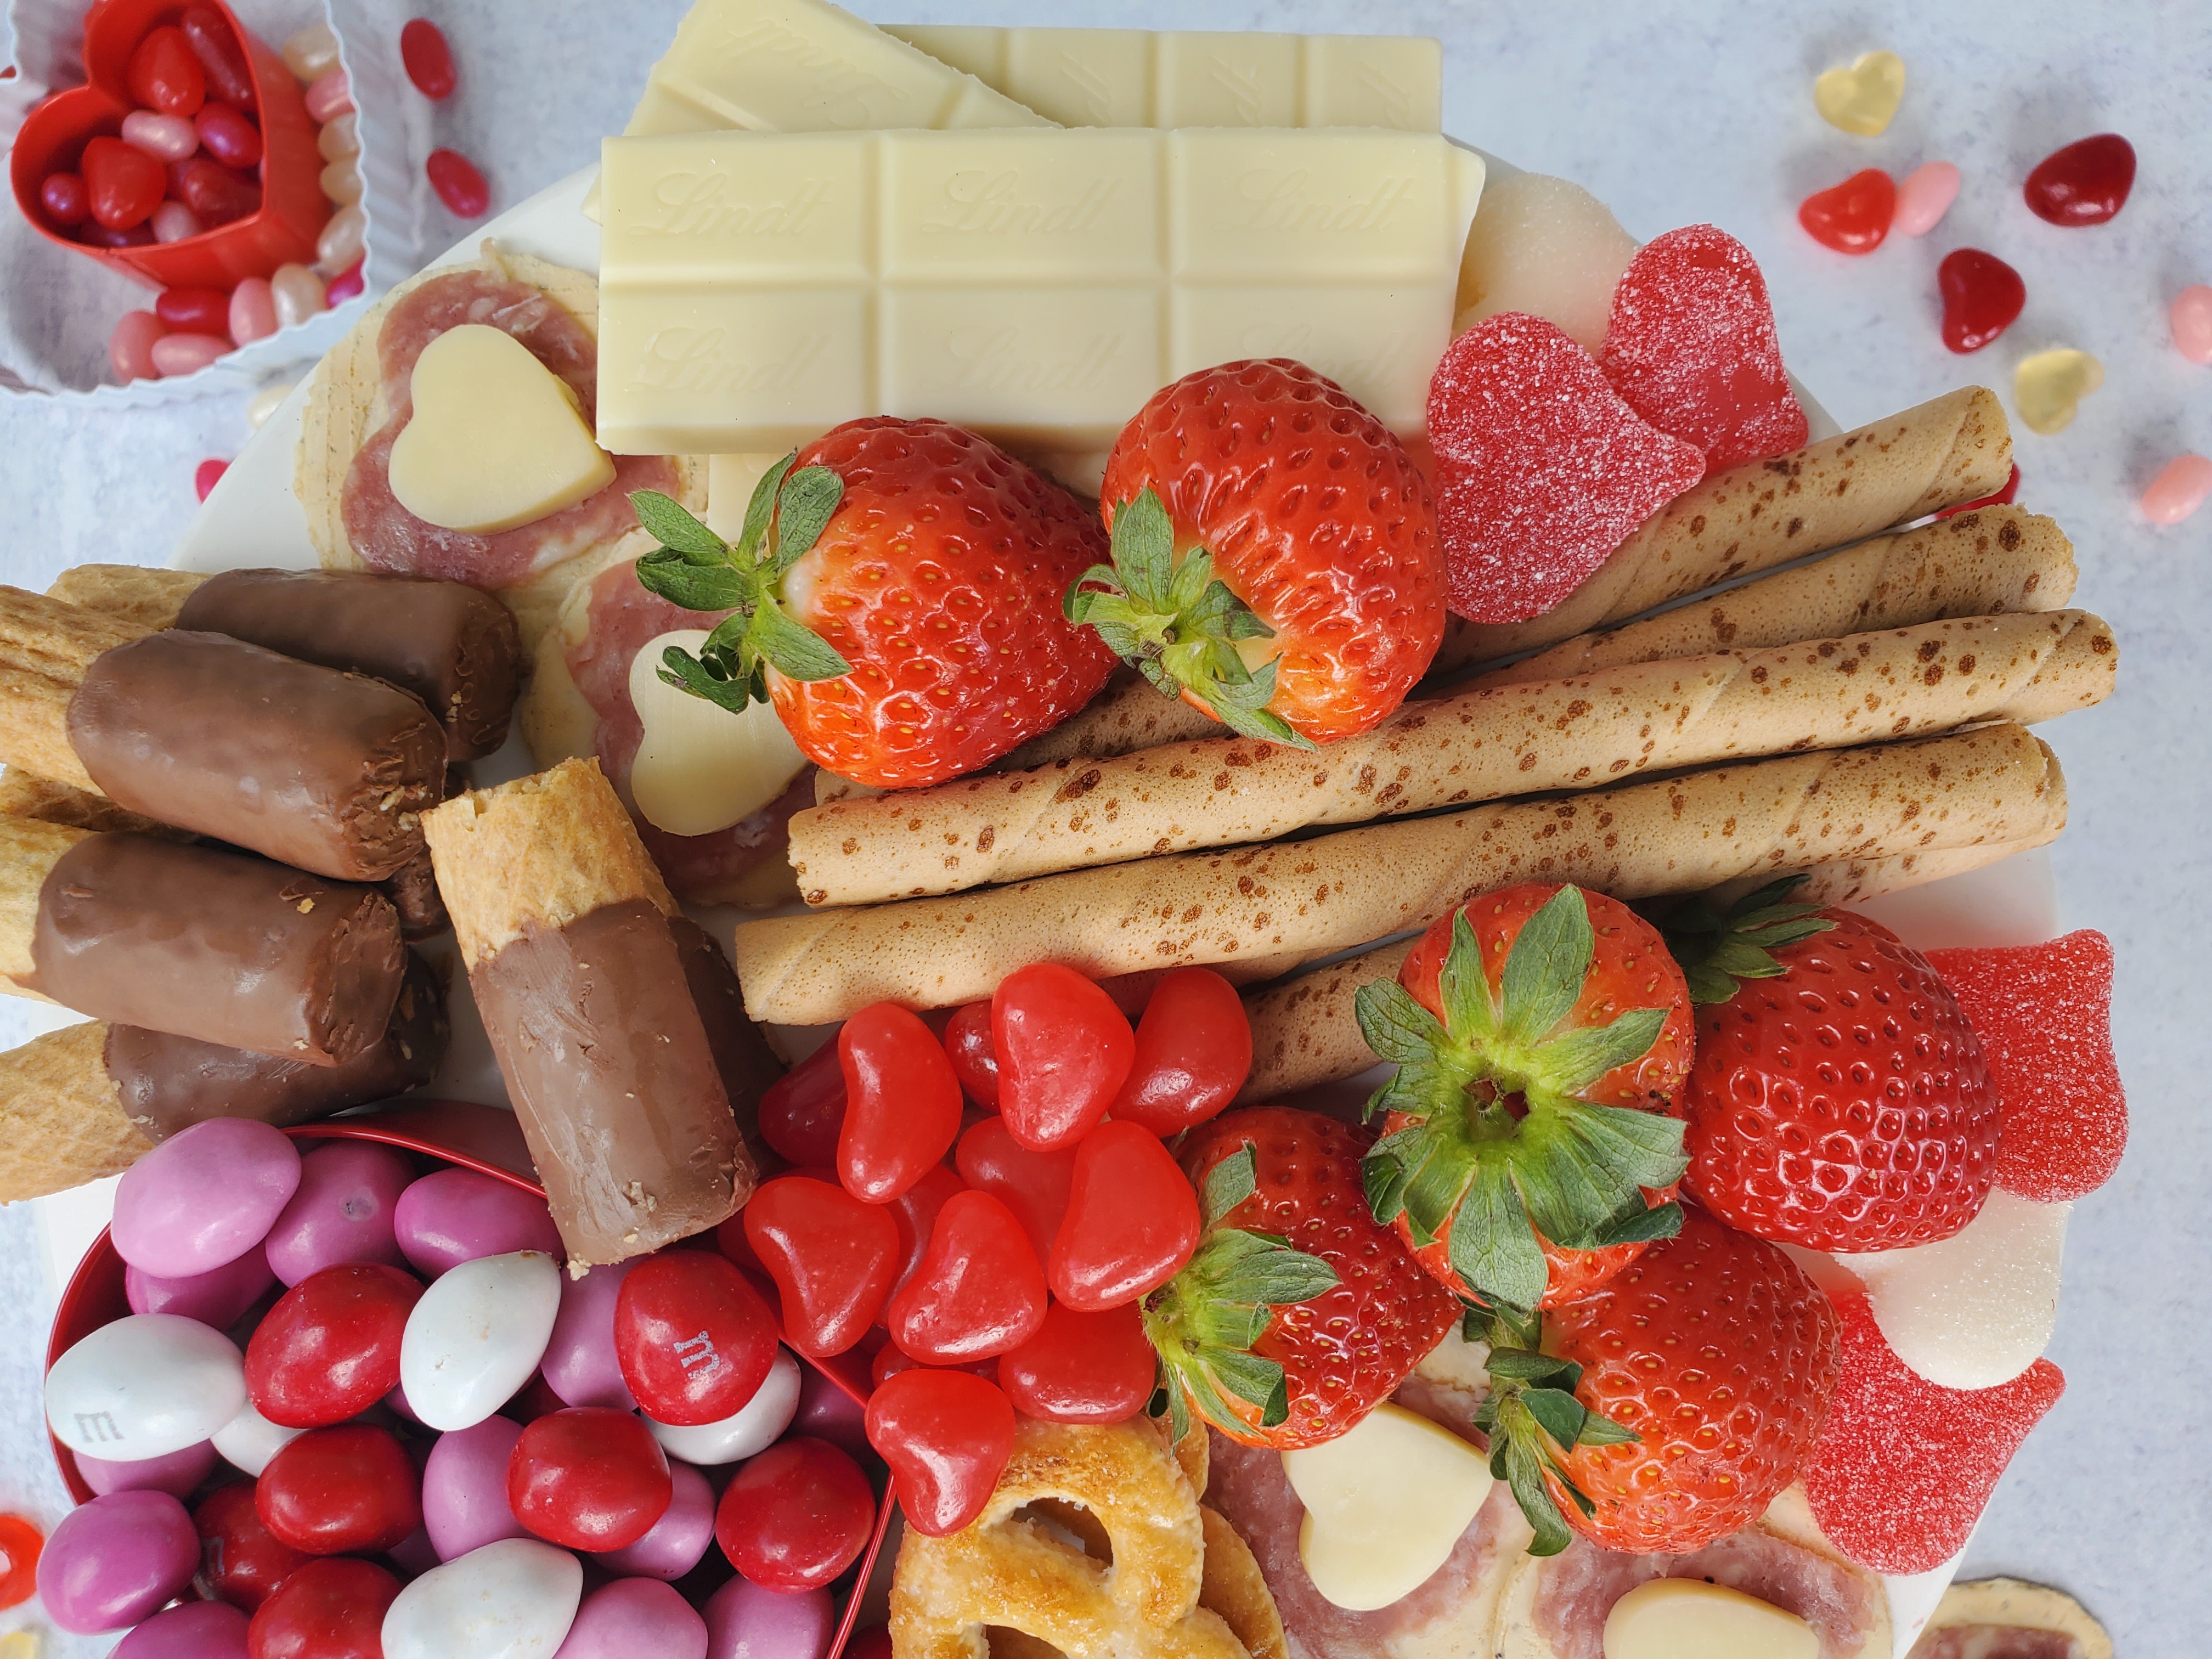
(420, 1413, 528, 1560)
(401, 18, 460, 99)
(228, 277, 278, 344)
(264, 1142, 415, 1286)
(394, 1168, 562, 1277)
(37, 1489, 199, 1633)
(702, 1573, 835, 1659)
(1429, 312, 1706, 624)
(793, 1365, 870, 1463)
(1804, 1295, 2063, 1575)
(76, 1439, 218, 1500)
(590, 1460, 715, 1581)
(2141, 454, 2212, 526)
(112, 1594, 250, 1658)
(2172, 285, 2212, 364)
(153, 332, 229, 376)
(325, 258, 366, 304)
(195, 103, 263, 170)
(427, 147, 490, 218)
(303, 69, 354, 124)
(151, 201, 206, 244)
(557, 1578, 708, 1659)
(1893, 161, 1961, 236)
(109, 311, 167, 382)
(194, 459, 230, 501)
(128, 1250, 274, 1327)
(121, 110, 200, 162)
(112, 1119, 299, 1274)
(543, 1261, 639, 1410)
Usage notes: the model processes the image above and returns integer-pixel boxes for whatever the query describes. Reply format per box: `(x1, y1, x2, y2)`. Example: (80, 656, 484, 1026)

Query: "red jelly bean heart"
(1798, 168, 1897, 255)
(2023, 133, 2135, 226)
(1937, 249, 2027, 353)
(1427, 313, 1706, 624)
(1601, 224, 1809, 478)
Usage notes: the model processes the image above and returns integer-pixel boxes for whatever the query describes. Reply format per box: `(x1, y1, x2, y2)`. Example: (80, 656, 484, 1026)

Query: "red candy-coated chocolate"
(180, 7, 255, 109)
(40, 170, 89, 227)
(257, 1424, 422, 1555)
(193, 1482, 307, 1612)
(713, 1437, 874, 1590)
(507, 1407, 672, 1551)
(128, 25, 208, 118)
(245, 1557, 399, 1659)
(427, 148, 489, 218)
(83, 136, 166, 230)
(400, 19, 459, 99)
(1798, 167, 1897, 255)
(1601, 224, 1809, 478)
(159, 284, 233, 335)
(196, 103, 263, 170)
(1804, 1295, 2063, 1575)
(246, 1263, 424, 1427)
(195, 458, 230, 501)
(1427, 313, 1705, 623)
(1938, 249, 2027, 354)
(613, 1249, 778, 1425)
(2024, 133, 2136, 227)
(1926, 930, 2124, 1202)
(1936, 462, 2021, 520)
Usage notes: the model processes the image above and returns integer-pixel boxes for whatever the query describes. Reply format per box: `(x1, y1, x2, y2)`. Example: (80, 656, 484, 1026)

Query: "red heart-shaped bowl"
(47, 1101, 894, 1658)
(10, 0, 329, 289)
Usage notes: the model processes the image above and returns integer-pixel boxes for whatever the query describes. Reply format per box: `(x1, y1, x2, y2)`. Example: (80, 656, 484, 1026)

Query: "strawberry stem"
(1641, 874, 1839, 1005)
(1468, 1305, 1641, 1556)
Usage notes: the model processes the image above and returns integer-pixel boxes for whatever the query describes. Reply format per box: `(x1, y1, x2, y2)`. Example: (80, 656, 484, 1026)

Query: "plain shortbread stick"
(47, 565, 206, 634)
(788, 608, 2114, 904)
(734, 723, 2064, 1024)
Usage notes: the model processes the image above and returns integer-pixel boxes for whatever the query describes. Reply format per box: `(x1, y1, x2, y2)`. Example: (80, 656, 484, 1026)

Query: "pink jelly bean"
(112, 1119, 300, 1276)
(150, 332, 230, 376)
(264, 1141, 415, 1285)
(128, 1250, 275, 1327)
(2142, 455, 2212, 526)
(195, 102, 262, 170)
(556, 1578, 709, 1659)
(703, 1575, 834, 1659)
(76, 1439, 218, 1499)
(122, 110, 200, 162)
(420, 1413, 527, 1560)
(2175, 285, 2212, 365)
(303, 68, 353, 123)
(591, 1460, 714, 1581)
(109, 311, 167, 382)
(394, 1169, 562, 1277)
(194, 459, 229, 501)
(542, 1261, 638, 1409)
(112, 1597, 250, 1659)
(1893, 160, 1960, 236)
(37, 1490, 199, 1633)
(325, 258, 366, 304)
(151, 201, 206, 243)
(228, 276, 278, 344)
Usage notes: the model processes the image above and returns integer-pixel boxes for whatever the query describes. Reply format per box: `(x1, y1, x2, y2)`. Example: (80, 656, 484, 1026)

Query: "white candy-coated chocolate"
(1601, 1579, 1819, 1659)
(399, 1250, 564, 1432)
(1282, 1401, 1493, 1611)
(212, 1399, 307, 1476)
(644, 1347, 802, 1465)
(629, 630, 810, 835)
(388, 325, 616, 534)
(46, 1314, 247, 1460)
(382, 1536, 583, 1659)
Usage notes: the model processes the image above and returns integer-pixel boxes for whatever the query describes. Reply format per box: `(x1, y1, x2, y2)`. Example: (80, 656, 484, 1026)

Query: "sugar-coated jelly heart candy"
(1798, 168, 1895, 255)
(428, 148, 490, 217)
(2024, 133, 2135, 226)
(2013, 348, 2103, 436)
(1813, 49, 1905, 136)
(82, 137, 166, 231)
(181, 7, 256, 108)
(1934, 462, 2021, 520)
(402, 19, 459, 99)
(1937, 249, 2025, 353)
(128, 25, 208, 118)
(1893, 161, 1960, 236)
(2172, 285, 2212, 364)
(2141, 455, 2212, 526)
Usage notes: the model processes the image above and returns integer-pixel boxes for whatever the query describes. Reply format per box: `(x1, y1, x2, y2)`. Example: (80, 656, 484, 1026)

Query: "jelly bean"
(792, 1362, 870, 1463)
(0, 1513, 37, 1612)
(41, 1491, 198, 1630)
(272, 262, 328, 327)
(229, 278, 278, 345)
(614, 1250, 777, 1425)
(555, 1578, 707, 1659)
(316, 203, 366, 275)
(196, 103, 262, 170)
(381, 1538, 584, 1659)
(212, 1400, 306, 1476)
(82, 136, 167, 230)
(1938, 249, 2025, 353)
(702, 1575, 835, 1659)
(40, 170, 89, 226)
(48, 1314, 245, 1459)
(2142, 455, 2212, 526)
(1798, 168, 1895, 255)
(543, 1260, 639, 1410)
(110, 311, 166, 382)
(113, 1597, 251, 1659)
(181, 7, 256, 109)
(591, 1460, 714, 1581)
(250, 1556, 398, 1659)
(122, 110, 199, 162)
(2024, 133, 2135, 226)
(152, 202, 206, 243)
(129, 26, 208, 118)
(249, 1262, 424, 1427)
(128, 1248, 271, 1325)
(401, 19, 460, 99)
(195, 459, 230, 501)
(281, 22, 342, 82)
(399, 1249, 563, 1430)
(77, 1438, 217, 1499)
(422, 1413, 528, 1560)
(80, 220, 157, 249)
(150, 331, 229, 375)
(643, 1347, 801, 1466)
(319, 158, 363, 206)
(1936, 462, 2021, 520)
(1892, 160, 1960, 236)
(265, 1143, 413, 1285)
(173, 155, 260, 224)
(507, 1407, 672, 1551)
(2013, 348, 2103, 436)
(396, 1169, 563, 1276)
(428, 148, 490, 218)
(258, 1423, 421, 1554)
(2173, 285, 2212, 365)
(1812, 49, 1904, 137)
(116, 1120, 300, 1276)
(317, 111, 360, 162)
(304, 69, 354, 124)
(248, 381, 295, 428)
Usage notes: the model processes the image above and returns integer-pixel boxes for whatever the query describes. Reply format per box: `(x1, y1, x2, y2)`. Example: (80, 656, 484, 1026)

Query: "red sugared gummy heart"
(1804, 1295, 2064, 1575)
(1427, 313, 1706, 624)
(2024, 133, 2136, 227)
(1935, 462, 2021, 520)
(1798, 168, 1897, 255)
(1938, 249, 2026, 353)
(1600, 224, 1809, 479)
(1926, 930, 2124, 1202)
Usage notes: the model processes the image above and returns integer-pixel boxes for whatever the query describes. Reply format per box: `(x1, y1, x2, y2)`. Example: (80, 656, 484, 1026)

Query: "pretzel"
(889, 1418, 1282, 1659)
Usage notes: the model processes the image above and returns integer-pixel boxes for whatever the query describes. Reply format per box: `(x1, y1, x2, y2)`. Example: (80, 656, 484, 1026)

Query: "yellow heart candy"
(2015, 348, 2105, 436)
(1814, 50, 1906, 137)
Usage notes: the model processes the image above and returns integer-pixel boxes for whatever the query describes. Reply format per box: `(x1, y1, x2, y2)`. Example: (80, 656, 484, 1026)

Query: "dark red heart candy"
(2023, 133, 2135, 226)
(1937, 249, 2026, 353)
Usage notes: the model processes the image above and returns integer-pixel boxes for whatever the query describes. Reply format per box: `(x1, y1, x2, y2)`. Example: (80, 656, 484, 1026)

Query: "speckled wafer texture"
(0, 1019, 148, 1203)
(0, 586, 140, 794)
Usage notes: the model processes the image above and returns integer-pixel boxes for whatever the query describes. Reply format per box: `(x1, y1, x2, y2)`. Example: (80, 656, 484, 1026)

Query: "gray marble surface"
(0, 0, 2205, 1652)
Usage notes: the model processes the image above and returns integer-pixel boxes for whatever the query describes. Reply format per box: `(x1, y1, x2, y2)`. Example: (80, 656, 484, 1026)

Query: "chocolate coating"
(30, 833, 404, 1066)
(176, 569, 523, 760)
(110, 950, 449, 1141)
(470, 899, 743, 1266)
(381, 846, 450, 941)
(669, 917, 777, 1199)
(67, 630, 447, 882)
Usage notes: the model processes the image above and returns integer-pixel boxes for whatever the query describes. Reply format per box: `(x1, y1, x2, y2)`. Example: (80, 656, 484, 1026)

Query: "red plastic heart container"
(46, 1102, 896, 1658)
(9, 0, 328, 288)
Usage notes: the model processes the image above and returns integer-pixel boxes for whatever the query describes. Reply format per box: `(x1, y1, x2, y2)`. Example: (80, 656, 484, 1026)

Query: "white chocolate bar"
(887, 26, 1442, 132)
(596, 127, 1485, 456)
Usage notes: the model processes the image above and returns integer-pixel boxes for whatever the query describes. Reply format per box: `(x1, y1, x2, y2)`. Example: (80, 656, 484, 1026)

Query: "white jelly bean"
(281, 22, 341, 81)
(318, 112, 360, 162)
(121, 110, 199, 162)
(47, 1314, 245, 1459)
(304, 69, 354, 124)
(314, 202, 366, 275)
(400, 1250, 562, 1431)
(212, 1398, 307, 1476)
(230, 278, 278, 345)
(382, 1537, 583, 1659)
(642, 1348, 800, 1466)
(271, 262, 327, 328)
(319, 157, 364, 206)
(150, 201, 206, 242)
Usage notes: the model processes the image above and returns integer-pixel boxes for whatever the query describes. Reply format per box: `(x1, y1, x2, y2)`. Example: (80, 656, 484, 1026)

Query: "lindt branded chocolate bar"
(596, 126, 1485, 455)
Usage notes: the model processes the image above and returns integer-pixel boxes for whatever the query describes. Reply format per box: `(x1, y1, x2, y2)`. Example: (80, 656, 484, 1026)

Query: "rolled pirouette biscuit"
(46, 565, 206, 634)
(425, 758, 756, 1266)
(0, 1022, 152, 1203)
(790, 609, 2114, 905)
(1479, 505, 2074, 687)
(0, 589, 140, 793)
(0, 769, 183, 839)
(1431, 387, 2015, 674)
(734, 723, 2066, 1025)
(0, 821, 406, 1065)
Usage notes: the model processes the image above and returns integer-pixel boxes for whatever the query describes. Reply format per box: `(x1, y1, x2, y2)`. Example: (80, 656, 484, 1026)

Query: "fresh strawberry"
(1660, 877, 1999, 1251)
(1358, 884, 1696, 1313)
(1475, 1204, 1840, 1555)
(630, 419, 1116, 789)
(1143, 1107, 1459, 1450)
(1074, 359, 1447, 747)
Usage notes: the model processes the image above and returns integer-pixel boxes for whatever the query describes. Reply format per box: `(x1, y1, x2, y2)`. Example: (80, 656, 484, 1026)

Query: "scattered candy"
(1938, 249, 2026, 353)
(428, 147, 490, 218)
(40, 170, 89, 226)
(248, 1556, 398, 1659)
(509, 1408, 672, 1551)
(109, 311, 165, 381)
(210, 1398, 304, 1476)
(270, 261, 328, 327)
(195, 103, 262, 170)
(1428, 313, 1704, 623)
(2023, 133, 2136, 226)
(127, 26, 207, 119)
(712, 1437, 873, 1592)
(2174, 285, 2212, 364)
(1813, 49, 1905, 136)
(193, 458, 229, 500)
(36, 1491, 197, 1633)
(1452, 172, 1638, 353)
(1892, 161, 1961, 235)
(394, 1170, 562, 1277)
(125, 1247, 270, 1325)
(320, 159, 364, 206)
(702, 1575, 836, 1659)
(380, 1538, 583, 1659)
(397, 1249, 562, 1431)
(2141, 455, 2212, 526)
(149, 201, 205, 242)
(1934, 461, 2021, 519)
(1804, 1295, 2063, 1574)
(591, 1460, 715, 1581)
(2013, 348, 2104, 436)
(180, 7, 255, 108)
(401, 19, 459, 99)
(642, 1348, 802, 1466)
(280, 22, 342, 82)
(1798, 168, 1895, 255)
(150, 332, 229, 376)
(77, 1440, 217, 1499)
(82, 137, 166, 230)
(555, 1577, 708, 1659)
(121, 110, 199, 163)
(303, 68, 354, 125)
(317, 202, 367, 275)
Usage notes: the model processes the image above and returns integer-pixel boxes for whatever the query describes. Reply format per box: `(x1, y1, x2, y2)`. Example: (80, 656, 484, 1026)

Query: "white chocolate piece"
(629, 630, 810, 836)
(1455, 172, 1638, 353)
(1602, 1580, 1820, 1659)
(705, 453, 785, 539)
(1280, 1401, 1493, 1611)
(597, 127, 1485, 455)
(388, 325, 616, 534)
(888, 26, 1442, 131)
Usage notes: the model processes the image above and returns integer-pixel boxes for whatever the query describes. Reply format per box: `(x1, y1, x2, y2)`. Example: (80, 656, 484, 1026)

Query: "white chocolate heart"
(1281, 1401, 1493, 1611)
(388, 324, 616, 534)
(1455, 173, 1637, 353)
(630, 630, 809, 837)
(1603, 1579, 1819, 1659)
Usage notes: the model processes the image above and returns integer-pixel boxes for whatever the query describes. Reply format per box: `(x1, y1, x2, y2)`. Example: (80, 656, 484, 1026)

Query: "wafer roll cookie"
(735, 724, 2062, 1025)
(0, 816, 89, 992)
(1482, 506, 2075, 687)
(0, 586, 139, 793)
(789, 609, 2114, 905)
(0, 771, 182, 839)
(1431, 387, 2014, 674)
(0, 1019, 150, 1203)
(47, 566, 206, 636)
(1000, 669, 1226, 770)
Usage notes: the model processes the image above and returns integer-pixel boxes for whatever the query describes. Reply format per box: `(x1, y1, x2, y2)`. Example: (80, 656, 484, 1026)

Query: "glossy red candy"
(1798, 168, 1897, 255)
(993, 963, 1135, 1150)
(246, 1262, 422, 1427)
(865, 1369, 1017, 1537)
(887, 1190, 1047, 1363)
(245, 1558, 399, 1659)
(39, 171, 89, 227)
(325, 259, 365, 304)
(128, 25, 208, 117)
(173, 155, 260, 225)
(427, 148, 489, 217)
(1936, 462, 2022, 520)
(79, 221, 156, 249)
(941, 1001, 1000, 1108)
(998, 1301, 1155, 1424)
(194, 458, 230, 501)
(871, 1344, 997, 1387)
(744, 1175, 900, 1356)
(714, 1436, 875, 1590)
(2024, 133, 2135, 226)
(195, 103, 263, 170)
(884, 1163, 967, 1299)
(180, 7, 256, 108)
(1048, 1121, 1201, 1311)
(847, 1631, 895, 1659)
(1938, 249, 2027, 353)
(759, 1041, 845, 1166)
(1108, 967, 1251, 1136)
(0, 1512, 40, 1611)
(954, 1118, 1076, 1265)
(157, 285, 232, 334)
(614, 1249, 778, 1425)
(82, 137, 166, 230)
(193, 1483, 307, 1612)
(838, 1002, 963, 1202)
(507, 1407, 672, 1550)
(257, 1424, 422, 1555)
(400, 19, 459, 98)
